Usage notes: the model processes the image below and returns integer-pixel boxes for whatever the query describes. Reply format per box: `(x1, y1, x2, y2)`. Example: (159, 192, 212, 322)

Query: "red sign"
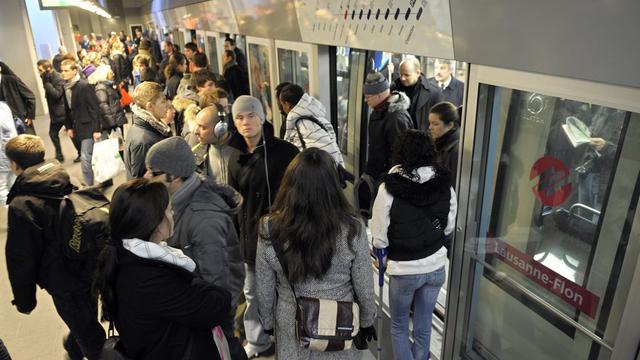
(487, 238, 600, 318)
(530, 156, 572, 206)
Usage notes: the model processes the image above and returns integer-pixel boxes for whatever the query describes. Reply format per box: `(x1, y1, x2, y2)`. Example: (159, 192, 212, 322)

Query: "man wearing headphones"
(193, 104, 238, 185)
(227, 96, 299, 358)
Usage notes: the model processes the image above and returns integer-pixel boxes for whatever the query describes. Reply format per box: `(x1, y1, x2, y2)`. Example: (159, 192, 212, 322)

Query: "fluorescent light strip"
(69, 0, 112, 18)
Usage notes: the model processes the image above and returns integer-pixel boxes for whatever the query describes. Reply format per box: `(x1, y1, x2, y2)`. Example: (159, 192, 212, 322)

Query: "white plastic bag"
(212, 326, 231, 360)
(92, 138, 124, 183)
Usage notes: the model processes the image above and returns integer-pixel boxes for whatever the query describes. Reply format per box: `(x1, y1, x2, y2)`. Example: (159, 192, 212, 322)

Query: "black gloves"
(354, 326, 377, 350)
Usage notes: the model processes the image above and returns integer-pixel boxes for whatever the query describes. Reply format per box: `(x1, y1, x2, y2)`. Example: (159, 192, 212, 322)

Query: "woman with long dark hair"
(93, 178, 231, 359)
(256, 148, 377, 359)
(371, 129, 457, 360)
(429, 101, 461, 186)
(163, 53, 186, 100)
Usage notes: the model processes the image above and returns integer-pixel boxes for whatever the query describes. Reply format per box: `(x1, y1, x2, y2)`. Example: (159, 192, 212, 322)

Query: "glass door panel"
(277, 48, 310, 92)
(459, 81, 640, 360)
(205, 34, 219, 74)
(248, 42, 274, 122)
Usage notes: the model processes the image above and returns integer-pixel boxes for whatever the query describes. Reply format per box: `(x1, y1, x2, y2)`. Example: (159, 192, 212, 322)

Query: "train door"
(196, 30, 223, 74)
(445, 65, 640, 360)
(246, 36, 277, 126)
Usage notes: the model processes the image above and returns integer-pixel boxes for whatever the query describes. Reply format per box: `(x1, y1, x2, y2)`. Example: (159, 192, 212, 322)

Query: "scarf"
(122, 238, 196, 272)
(171, 174, 200, 221)
(131, 104, 172, 136)
(223, 60, 238, 73)
(64, 73, 81, 108)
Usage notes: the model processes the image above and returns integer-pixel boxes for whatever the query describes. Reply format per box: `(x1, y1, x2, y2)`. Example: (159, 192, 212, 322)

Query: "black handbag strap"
(272, 236, 298, 300)
(294, 115, 328, 149)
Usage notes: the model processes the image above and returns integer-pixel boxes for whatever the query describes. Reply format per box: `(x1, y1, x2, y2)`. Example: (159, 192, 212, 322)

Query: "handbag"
(118, 84, 133, 107)
(272, 235, 360, 352)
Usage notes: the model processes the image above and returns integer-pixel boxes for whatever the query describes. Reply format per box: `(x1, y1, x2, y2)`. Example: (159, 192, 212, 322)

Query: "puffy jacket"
(6, 161, 79, 313)
(41, 71, 67, 124)
(124, 114, 171, 179)
(366, 91, 413, 180)
(169, 175, 245, 306)
(284, 93, 344, 166)
(114, 247, 231, 360)
(0, 102, 17, 172)
(109, 53, 132, 85)
(94, 81, 127, 129)
(392, 74, 443, 130)
(228, 123, 299, 265)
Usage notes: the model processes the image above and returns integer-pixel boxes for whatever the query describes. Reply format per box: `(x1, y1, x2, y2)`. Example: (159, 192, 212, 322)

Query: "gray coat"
(169, 175, 245, 307)
(256, 221, 376, 359)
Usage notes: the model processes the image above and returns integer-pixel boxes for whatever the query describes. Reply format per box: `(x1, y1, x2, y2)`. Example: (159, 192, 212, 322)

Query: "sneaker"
(244, 342, 275, 359)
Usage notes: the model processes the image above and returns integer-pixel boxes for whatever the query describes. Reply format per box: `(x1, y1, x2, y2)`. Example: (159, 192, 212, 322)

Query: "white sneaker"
(244, 342, 275, 358)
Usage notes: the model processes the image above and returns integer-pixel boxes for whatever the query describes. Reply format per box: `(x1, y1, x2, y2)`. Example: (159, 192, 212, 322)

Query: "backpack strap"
(293, 115, 327, 149)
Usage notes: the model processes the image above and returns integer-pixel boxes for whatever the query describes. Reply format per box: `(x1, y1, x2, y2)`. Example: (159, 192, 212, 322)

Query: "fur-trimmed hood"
(383, 165, 451, 207)
(387, 91, 411, 113)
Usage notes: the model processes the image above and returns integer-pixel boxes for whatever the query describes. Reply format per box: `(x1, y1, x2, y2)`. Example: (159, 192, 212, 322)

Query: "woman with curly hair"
(371, 129, 457, 360)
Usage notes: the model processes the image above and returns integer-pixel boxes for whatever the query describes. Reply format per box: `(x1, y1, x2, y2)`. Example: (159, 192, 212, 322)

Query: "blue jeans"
(243, 264, 271, 352)
(389, 267, 446, 360)
(80, 138, 95, 185)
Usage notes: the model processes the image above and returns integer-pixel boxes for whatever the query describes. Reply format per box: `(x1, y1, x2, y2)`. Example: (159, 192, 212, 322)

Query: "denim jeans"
(0, 171, 15, 207)
(51, 291, 106, 360)
(80, 138, 95, 185)
(243, 264, 271, 352)
(389, 267, 446, 360)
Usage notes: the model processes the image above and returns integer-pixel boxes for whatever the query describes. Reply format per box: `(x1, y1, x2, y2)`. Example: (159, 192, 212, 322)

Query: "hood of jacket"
(173, 174, 243, 218)
(383, 165, 450, 207)
(387, 91, 411, 113)
(285, 93, 327, 125)
(172, 94, 198, 113)
(7, 160, 73, 204)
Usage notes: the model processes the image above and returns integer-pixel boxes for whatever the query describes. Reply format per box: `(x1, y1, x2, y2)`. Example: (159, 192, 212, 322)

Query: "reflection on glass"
(336, 47, 351, 154)
(207, 36, 219, 73)
(248, 44, 272, 122)
(465, 84, 634, 360)
(277, 48, 309, 93)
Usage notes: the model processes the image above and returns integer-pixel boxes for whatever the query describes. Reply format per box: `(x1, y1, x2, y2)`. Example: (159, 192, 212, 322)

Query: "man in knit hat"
(227, 95, 298, 358)
(144, 136, 246, 356)
(363, 70, 412, 180)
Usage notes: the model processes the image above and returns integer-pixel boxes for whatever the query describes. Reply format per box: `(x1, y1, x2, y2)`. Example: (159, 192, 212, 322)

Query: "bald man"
(391, 57, 443, 130)
(192, 105, 238, 184)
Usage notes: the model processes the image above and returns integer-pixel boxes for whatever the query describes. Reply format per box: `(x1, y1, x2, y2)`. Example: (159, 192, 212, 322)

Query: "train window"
(248, 43, 273, 121)
(206, 35, 219, 74)
(463, 84, 638, 359)
(277, 48, 310, 93)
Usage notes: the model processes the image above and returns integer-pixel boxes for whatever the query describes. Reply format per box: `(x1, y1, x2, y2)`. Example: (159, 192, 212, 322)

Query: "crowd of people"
(0, 27, 463, 360)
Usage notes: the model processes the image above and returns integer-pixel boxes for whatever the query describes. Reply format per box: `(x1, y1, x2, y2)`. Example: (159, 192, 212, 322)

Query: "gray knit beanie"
(363, 71, 389, 95)
(232, 95, 265, 124)
(145, 137, 196, 178)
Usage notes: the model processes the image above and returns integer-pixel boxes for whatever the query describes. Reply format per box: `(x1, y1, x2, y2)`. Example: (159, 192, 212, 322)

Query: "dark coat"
(114, 248, 231, 360)
(234, 48, 247, 73)
(392, 74, 443, 130)
(63, 79, 103, 141)
(41, 71, 67, 124)
(165, 74, 182, 100)
(109, 53, 132, 86)
(223, 63, 249, 99)
(6, 161, 79, 313)
(228, 123, 299, 265)
(123, 115, 171, 179)
(435, 128, 460, 187)
(366, 91, 413, 180)
(0, 74, 36, 120)
(95, 81, 127, 129)
(52, 54, 64, 73)
(440, 76, 464, 107)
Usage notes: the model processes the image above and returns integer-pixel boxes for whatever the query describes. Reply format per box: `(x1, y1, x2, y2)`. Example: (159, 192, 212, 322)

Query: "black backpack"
(57, 187, 110, 285)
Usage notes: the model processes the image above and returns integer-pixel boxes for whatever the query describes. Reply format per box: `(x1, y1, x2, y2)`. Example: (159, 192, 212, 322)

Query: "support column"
(55, 9, 78, 55)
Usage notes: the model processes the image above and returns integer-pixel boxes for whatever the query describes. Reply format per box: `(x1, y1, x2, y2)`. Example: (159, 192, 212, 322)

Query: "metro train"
(83, 1, 640, 359)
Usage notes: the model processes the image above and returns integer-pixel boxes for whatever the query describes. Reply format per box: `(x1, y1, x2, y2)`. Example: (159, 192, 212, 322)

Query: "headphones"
(213, 102, 229, 139)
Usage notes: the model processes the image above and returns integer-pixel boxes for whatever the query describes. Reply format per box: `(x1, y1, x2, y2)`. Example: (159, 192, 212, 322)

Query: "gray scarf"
(131, 104, 172, 136)
(64, 73, 81, 108)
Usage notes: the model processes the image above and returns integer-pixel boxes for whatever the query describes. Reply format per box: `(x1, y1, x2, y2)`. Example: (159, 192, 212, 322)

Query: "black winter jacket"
(95, 81, 127, 129)
(383, 168, 452, 261)
(0, 74, 36, 120)
(114, 247, 231, 360)
(41, 71, 67, 124)
(124, 115, 171, 179)
(223, 63, 249, 99)
(109, 53, 132, 86)
(366, 91, 413, 180)
(392, 74, 444, 130)
(228, 123, 299, 265)
(6, 161, 79, 313)
(435, 128, 460, 188)
(63, 79, 103, 141)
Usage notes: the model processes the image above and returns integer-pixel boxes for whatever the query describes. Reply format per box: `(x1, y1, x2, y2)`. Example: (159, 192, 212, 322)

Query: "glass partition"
(248, 43, 273, 122)
(460, 83, 639, 360)
(277, 48, 310, 93)
(206, 34, 219, 74)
